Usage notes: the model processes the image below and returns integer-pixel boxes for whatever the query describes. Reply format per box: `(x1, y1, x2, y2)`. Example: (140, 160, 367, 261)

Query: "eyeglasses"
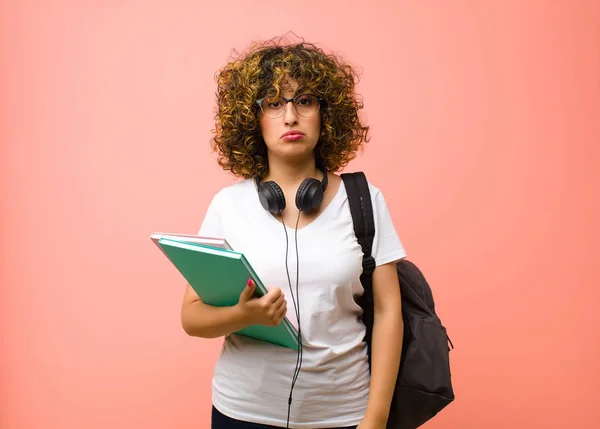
(255, 94, 322, 119)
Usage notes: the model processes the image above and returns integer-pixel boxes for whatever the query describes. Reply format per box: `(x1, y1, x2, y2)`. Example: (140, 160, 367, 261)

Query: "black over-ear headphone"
(255, 162, 328, 215)
(254, 161, 329, 428)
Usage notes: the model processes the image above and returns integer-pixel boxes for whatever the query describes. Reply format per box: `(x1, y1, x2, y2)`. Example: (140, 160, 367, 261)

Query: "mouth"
(281, 131, 305, 141)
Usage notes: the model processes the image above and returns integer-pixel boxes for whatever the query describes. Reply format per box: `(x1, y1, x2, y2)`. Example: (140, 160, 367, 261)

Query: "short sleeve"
(197, 192, 224, 237)
(371, 189, 407, 266)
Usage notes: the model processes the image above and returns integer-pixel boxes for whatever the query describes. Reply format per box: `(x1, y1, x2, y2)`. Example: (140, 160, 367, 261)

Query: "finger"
(267, 296, 284, 318)
(266, 288, 282, 305)
(239, 279, 255, 302)
(273, 293, 285, 309)
(276, 305, 287, 324)
(276, 297, 286, 312)
(278, 302, 287, 318)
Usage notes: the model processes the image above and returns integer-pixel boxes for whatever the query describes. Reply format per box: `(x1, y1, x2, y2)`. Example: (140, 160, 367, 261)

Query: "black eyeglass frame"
(255, 94, 324, 118)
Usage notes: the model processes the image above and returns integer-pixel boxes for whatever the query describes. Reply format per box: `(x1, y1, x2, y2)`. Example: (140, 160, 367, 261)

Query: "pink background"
(2, 1, 599, 428)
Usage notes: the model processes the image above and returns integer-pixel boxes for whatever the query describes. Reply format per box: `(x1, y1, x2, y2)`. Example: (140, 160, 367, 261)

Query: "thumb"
(239, 278, 255, 303)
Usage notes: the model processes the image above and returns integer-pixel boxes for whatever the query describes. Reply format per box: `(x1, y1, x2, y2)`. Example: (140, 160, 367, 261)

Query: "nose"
(283, 99, 298, 126)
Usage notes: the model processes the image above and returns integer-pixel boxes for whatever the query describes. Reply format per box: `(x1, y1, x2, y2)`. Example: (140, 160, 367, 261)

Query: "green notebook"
(156, 238, 299, 350)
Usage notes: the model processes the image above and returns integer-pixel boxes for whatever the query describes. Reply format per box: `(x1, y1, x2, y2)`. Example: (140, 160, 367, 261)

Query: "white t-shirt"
(197, 176, 406, 428)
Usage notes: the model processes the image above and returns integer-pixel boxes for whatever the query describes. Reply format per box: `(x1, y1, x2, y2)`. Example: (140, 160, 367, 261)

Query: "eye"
(264, 97, 284, 109)
(296, 95, 314, 106)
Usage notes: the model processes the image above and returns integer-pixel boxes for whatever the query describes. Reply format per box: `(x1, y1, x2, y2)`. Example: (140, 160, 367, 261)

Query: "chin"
(274, 146, 316, 161)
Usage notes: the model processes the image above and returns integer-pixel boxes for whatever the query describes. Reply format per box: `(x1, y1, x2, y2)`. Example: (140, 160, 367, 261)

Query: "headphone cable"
(282, 211, 303, 429)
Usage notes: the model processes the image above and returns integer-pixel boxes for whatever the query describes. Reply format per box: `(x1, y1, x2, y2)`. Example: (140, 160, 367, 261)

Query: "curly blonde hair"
(210, 35, 370, 179)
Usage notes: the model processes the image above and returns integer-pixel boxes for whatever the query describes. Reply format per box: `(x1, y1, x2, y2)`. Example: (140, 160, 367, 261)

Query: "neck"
(264, 155, 322, 188)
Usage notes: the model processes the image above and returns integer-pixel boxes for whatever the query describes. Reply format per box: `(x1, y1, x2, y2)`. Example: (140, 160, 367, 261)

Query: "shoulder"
(367, 180, 383, 200)
(199, 178, 255, 233)
(338, 172, 384, 202)
(209, 178, 255, 207)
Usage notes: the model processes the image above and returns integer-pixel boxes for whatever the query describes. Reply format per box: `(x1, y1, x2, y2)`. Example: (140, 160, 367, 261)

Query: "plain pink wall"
(2, 1, 599, 428)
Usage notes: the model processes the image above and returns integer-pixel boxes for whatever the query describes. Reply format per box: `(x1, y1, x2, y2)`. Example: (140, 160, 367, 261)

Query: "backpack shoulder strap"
(341, 172, 376, 277)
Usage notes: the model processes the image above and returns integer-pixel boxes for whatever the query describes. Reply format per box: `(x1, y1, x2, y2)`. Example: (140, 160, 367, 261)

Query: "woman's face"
(258, 77, 321, 163)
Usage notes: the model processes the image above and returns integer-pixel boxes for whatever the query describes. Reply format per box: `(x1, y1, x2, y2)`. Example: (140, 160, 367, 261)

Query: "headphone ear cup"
(259, 181, 286, 215)
(296, 178, 324, 213)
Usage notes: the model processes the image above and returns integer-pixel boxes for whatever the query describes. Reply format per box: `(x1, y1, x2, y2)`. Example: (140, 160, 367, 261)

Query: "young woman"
(181, 37, 406, 429)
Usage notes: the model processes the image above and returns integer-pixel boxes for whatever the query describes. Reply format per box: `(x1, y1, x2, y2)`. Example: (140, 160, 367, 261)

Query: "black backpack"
(341, 172, 455, 429)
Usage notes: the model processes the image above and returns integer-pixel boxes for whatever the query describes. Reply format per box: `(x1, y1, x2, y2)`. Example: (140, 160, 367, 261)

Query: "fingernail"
(247, 279, 253, 287)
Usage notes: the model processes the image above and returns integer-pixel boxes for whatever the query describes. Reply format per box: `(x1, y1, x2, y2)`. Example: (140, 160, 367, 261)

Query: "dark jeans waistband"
(211, 405, 358, 429)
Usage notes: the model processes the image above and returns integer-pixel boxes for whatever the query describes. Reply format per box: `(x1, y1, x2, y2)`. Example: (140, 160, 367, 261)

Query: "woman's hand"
(236, 279, 288, 326)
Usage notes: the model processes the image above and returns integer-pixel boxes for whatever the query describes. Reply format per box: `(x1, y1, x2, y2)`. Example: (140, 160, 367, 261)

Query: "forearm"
(364, 309, 404, 425)
(181, 301, 251, 338)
